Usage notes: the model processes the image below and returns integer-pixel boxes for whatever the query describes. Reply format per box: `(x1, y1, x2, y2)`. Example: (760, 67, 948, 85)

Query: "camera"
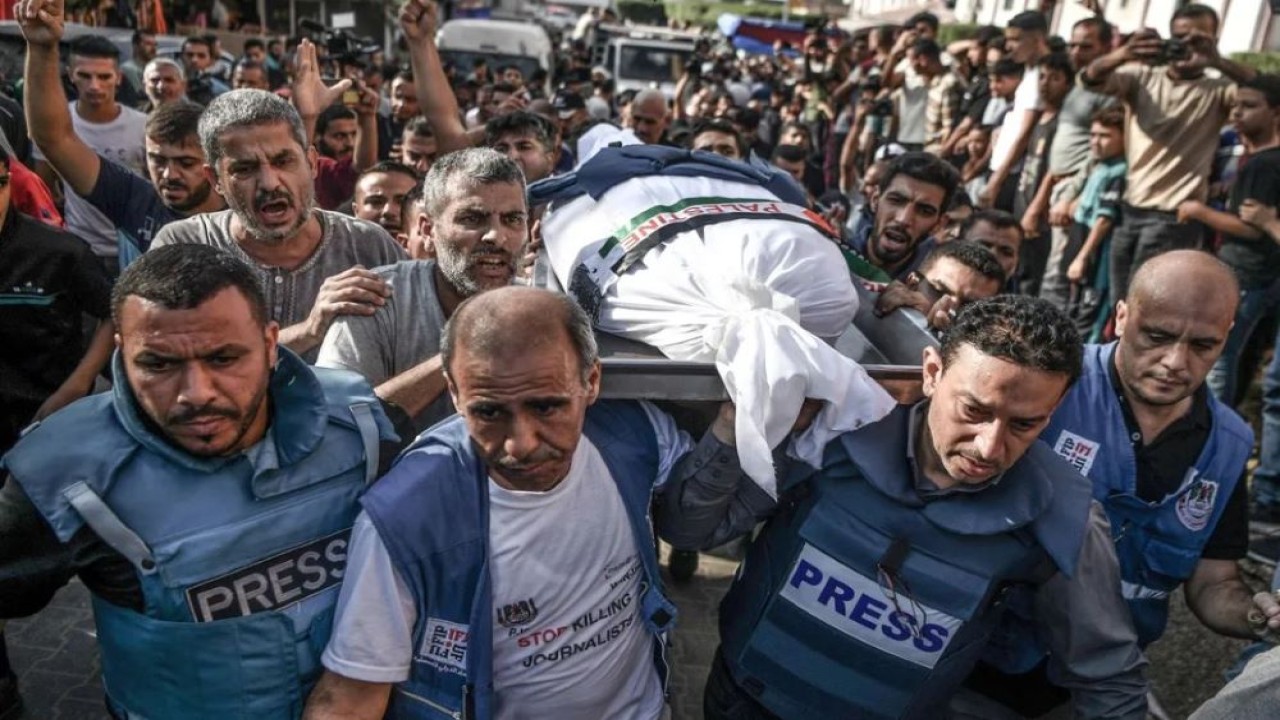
(1163, 37, 1191, 62)
(871, 97, 895, 116)
(300, 19, 381, 67)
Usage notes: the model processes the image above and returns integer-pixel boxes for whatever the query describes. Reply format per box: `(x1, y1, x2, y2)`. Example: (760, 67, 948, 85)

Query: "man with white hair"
(625, 88, 670, 145)
(142, 57, 188, 110)
(151, 89, 405, 361)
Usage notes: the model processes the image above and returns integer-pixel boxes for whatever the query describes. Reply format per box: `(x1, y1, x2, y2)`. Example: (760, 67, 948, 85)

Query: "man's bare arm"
(302, 672, 392, 720)
(400, 0, 472, 155)
(1184, 558, 1266, 639)
(375, 355, 448, 420)
(20, 0, 102, 197)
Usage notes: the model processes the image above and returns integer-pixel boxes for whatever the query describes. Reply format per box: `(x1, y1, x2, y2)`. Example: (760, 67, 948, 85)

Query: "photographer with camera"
(1081, 3, 1255, 308)
(180, 35, 229, 106)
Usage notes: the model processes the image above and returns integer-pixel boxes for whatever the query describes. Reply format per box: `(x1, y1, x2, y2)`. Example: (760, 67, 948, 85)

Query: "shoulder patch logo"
(1176, 475, 1219, 533)
(1053, 430, 1099, 476)
(419, 617, 469, 675)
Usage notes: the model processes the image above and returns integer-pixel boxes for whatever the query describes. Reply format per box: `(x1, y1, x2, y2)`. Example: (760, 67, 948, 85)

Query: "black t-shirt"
(1108, 353, 1248, 560)
(0, 211, 111, 450)
(963, 74, 993, 125)
(1014, 114, 1059, 219)
(1219, 146, 1280, 289)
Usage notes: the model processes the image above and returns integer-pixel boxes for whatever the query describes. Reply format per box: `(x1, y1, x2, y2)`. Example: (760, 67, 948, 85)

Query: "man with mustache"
(968, 251, 1280, 718)
(704, 296, 1153, 720)
(148, 83, 405, 363)
(304, 286, 760, 719)
(317, 148, 525, 431)
(848, 152, 959, 283)
(0, 245, 411, 718)
(21, 4, 224, 271)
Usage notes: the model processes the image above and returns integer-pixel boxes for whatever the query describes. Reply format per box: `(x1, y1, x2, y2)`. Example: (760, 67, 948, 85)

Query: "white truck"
(435, 18, 555, 93)
(592, 23, 701, 100)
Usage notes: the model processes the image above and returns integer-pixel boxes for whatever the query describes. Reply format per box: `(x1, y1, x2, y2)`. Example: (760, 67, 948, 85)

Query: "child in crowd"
(1064, 105, 1126, 341)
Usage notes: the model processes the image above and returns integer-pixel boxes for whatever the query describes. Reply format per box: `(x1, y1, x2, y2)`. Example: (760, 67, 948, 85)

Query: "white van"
(436, 19, 554, 94)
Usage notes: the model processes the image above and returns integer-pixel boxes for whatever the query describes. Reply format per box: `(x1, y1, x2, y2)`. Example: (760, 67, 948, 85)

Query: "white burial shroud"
(540, 171, 896, 498)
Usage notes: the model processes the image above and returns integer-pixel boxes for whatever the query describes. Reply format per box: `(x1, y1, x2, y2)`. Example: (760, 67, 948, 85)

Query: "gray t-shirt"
(315, 260, 453, 430)
(1048, 86, 1115, 177)
(151, 209, 407, 359)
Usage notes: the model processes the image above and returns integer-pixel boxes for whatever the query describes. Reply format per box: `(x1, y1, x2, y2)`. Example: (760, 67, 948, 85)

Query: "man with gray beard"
(317, 148, 527, 430)
(150, 88, 405, 362)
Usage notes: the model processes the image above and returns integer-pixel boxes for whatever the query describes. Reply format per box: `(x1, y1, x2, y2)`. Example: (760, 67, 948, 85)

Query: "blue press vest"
(717, 405, 1094, 720)
(360, 401, 677, 720)
(1041, 342, 1252, 647)
(3, 349, 397, 719)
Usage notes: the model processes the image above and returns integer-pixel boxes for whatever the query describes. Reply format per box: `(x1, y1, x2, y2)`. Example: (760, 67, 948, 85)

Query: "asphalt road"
(7, 547, 1270, 720)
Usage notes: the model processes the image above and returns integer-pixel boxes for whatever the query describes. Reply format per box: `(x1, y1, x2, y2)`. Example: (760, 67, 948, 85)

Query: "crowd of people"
(3, 0, 1280, 717)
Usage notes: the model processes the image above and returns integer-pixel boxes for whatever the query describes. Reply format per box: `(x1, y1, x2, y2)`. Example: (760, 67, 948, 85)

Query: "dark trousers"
(1109, 204, 1202, 309)
(1017, 230, 1051, 298)
(703, 647, 782, 720)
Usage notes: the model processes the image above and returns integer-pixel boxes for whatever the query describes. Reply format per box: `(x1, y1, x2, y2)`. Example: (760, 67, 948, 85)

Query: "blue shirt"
(85, 155, 182, 267)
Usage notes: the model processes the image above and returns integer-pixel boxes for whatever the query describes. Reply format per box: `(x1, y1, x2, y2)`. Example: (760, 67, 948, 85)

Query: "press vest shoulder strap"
(62, 481, 158, 576)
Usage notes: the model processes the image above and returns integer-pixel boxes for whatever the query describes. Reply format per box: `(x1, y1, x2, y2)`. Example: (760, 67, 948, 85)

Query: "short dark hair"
(975, 26, 1004, 47)
(132, 29, 154, 45)
(1008, 11, 1049, 33)
(1090, 105, 1125, 129)
(690, 118, 747, 158)
(401, 178, 426, 219)
(1038, 52, 1074, 78)
(485, 110, 556, 152)
(772, 143, 807, 164)
(145, 101, 204, 145)
(491, 81, 518, 96)
(112, 245, 267, 328)
(360, 160, 419, 183)
(182, 36, 213, 54)
(1172, 3, 1219, 32)
(1073, 16, 1113, 46)
(907, 11, 939, 31)
(991, 58, 1025, 78)
(941, 295, 1082, 385)
(879, 152, 961, 216)
(1242, 74, 1280, 108)
(235, 59, 265, 74)
(316, 104, 357, 137)
(921, 241, 1005, 285)
(70, 35, 120, 63)
(874, 25, 898, 48)
(395, 68, 414, 83)
(243, 37, 266, 53)
(961, 208, 1022, 239)
(911, 38, 942, 61)
(405, 115, 435, 139)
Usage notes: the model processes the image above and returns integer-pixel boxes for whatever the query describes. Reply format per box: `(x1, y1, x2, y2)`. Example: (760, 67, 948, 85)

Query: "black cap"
(552, 90, 586, 117)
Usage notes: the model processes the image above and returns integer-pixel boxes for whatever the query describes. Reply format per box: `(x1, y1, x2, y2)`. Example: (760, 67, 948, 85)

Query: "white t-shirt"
(323, 402, 691, 719)
(894, 69, 929, 146)
(33, 102, 147, 258)
(989, 68, 1041, 174)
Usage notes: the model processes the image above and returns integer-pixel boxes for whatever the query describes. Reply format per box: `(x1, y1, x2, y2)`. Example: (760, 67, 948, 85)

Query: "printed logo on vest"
(1053, 430, 1099, 476)
(496, 597, 540, 628)
(185, 528, 350, 622)
(779, 544, 962, 669)
(419, 617, 469, 676)
(1175, 474, 1219, 532)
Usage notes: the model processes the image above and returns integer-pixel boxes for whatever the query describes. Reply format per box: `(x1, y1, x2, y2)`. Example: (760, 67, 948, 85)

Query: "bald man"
(306, 286, 768, 719)
(625, 89, 670, 145)
(968, 250, 1280, 717)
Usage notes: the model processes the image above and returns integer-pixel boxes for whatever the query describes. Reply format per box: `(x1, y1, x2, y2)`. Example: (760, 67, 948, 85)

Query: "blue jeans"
(1207, 279, 1280, 407)
(1255, 325, 1280, 508)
